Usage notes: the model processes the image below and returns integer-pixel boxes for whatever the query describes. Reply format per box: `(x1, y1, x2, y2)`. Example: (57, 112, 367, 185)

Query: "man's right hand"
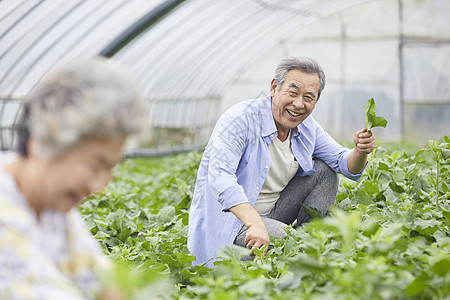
(245, 222, 270, 257)
(229, 202, 270, 257)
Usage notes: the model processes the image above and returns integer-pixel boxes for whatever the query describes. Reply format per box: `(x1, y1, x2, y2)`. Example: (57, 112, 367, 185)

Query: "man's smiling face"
(270, 69, 320, 139)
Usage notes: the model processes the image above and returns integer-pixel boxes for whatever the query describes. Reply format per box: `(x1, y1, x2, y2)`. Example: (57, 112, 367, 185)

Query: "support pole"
(99, 0, 185, 58)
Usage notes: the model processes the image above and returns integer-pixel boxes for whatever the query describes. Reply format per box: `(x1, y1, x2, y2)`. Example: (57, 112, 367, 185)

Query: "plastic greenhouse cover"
(0, 0, 367, 99)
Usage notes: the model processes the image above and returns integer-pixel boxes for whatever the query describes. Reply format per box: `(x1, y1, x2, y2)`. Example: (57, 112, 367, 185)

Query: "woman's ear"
(27, 137, 38, 158)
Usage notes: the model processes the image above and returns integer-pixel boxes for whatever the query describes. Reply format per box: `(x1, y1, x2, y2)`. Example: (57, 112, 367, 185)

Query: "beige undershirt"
(254, 130, 299, 215)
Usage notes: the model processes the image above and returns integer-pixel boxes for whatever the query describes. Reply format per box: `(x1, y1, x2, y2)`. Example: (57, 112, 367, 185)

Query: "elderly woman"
(0, 58, 146, 299)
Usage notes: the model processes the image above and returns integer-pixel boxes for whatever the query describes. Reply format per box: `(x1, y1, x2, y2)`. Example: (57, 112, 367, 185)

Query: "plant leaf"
(299, 203, 324, 219)
(216, 244, 251, 260)
(364, 98, 388, 131)
(431, 258, 450, 276)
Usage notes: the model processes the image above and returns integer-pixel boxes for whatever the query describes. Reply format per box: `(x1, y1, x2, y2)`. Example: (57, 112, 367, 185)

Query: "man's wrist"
(230, 203, 265, 228)
(354, 147, 368, 159)
(244, 212, 265, 228)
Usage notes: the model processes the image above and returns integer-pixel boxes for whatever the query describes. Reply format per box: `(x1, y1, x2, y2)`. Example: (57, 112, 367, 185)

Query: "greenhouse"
(0, 0, 449, 299)
(2, 0, 449, 152)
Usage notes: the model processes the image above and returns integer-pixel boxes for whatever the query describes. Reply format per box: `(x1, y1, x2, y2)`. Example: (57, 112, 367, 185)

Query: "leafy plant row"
(80, 137, 450, 299)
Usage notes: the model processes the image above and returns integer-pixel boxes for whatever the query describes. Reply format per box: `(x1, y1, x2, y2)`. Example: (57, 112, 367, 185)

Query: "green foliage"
(365, 98, 388, 132)
(80, 151, 210, 298)
(80, 138, 450, 299)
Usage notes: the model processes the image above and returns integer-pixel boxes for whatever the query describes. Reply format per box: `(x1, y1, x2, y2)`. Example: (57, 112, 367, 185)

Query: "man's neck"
(277, 129, 290, 142)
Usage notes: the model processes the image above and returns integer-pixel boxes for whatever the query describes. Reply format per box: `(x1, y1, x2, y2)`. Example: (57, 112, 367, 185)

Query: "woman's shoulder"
(0, 194, 35, 233)
(0, 152, 34, 229)
(0, 151, 16, 164)
(0, 152, 18, 191)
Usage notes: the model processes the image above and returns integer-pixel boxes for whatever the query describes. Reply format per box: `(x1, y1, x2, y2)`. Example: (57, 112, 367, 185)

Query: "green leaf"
(414, 218, 440, 235)
(251, 244, 268, 257)
(433, 230, 450, 247)
(442, 148, 450, 160)
(431, 258, 450, 276)
(238, 278, 268, 295)
(442, 181, 450, 194)
(216, 244, 250, 261)
(405, 275, 429, 296)
(287, 253, 323, 272)
(300, 203, 324, 219)
(414, 218, 440, 229)
(337, 198, 352, 211)
(378, 162, 389, 170)
(117, 226, 133, 243)
(364, 98, 388, 131)
(276, 272, 301, 290)
(354, 188, 373, 205)
(361, 180, 380, 197)
(156, 206, 176, 225)
(442, 209, 450, 227)
(413, 177, 432, 193)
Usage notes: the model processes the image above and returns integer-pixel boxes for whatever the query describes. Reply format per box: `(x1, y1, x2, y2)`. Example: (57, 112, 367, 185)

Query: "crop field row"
(80, 137, 450, 299)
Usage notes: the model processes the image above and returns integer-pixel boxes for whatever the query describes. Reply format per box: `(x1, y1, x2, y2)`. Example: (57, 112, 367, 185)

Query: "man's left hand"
(353, 128, 375, 155)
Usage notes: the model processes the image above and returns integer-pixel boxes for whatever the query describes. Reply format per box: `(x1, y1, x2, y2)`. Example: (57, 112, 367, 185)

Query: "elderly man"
(188, 57, 375, 267)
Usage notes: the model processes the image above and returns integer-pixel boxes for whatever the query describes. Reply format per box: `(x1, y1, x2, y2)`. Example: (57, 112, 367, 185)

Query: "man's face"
(270, 69, 320, 135)
(30, 136, 125, 213)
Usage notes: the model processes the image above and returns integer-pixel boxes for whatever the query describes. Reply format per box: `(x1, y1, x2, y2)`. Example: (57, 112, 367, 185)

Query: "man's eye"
(289, 91, 297, 96)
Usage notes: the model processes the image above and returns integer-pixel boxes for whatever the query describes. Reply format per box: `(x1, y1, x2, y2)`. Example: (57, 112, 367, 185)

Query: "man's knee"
(313, 158, 339, 185)
(262, 217, 290, 239)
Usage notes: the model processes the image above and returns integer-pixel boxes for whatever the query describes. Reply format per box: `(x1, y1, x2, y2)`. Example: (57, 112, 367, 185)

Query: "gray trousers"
(234, 158, 339, 246)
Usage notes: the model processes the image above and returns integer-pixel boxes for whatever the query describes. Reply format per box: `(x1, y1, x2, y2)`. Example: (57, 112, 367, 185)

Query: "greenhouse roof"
(0, 0, 368, 99)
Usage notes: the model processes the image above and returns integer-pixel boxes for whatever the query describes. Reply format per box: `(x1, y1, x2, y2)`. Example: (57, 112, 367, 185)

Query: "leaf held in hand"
(364, 98, 388, 132)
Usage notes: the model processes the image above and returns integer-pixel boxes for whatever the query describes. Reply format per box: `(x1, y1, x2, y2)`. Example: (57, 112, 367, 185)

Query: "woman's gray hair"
(15, 57, 147, 158)
(274, 57, 326, 100)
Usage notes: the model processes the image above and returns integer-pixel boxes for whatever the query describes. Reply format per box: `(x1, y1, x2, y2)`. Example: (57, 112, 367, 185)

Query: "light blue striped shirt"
(188, 95, 364, 267)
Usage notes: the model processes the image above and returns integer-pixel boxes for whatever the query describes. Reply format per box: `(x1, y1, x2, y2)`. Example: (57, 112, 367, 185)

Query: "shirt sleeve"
(67, 210, 113, 298)
(0, 205, 87, 299)
(312, 121, 366, 181)
(207, 110, 251, 211)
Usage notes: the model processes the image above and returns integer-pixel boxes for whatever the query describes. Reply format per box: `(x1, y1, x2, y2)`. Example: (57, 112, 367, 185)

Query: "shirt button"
(256, 187, 260, 190)
(265, 165, 269, 169)
(235, 228, 239, 232)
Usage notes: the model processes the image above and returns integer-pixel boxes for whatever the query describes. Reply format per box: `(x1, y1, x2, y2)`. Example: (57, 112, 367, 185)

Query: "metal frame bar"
(123, 144, 203, 158)
(0, 1, 87, 90)
(99, 0, 186, 58)
(5, 0, 127, 96)
(0, 0, 42, 41)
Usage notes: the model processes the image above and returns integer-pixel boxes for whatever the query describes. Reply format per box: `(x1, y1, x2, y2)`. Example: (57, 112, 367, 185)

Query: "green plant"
(364, 98, 388, 132)
(79, 138, 450, 299)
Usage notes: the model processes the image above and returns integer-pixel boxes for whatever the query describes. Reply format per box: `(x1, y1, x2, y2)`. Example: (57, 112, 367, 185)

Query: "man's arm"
(347, 128, 375, 174)
(207, 108, 252, 211)
(229, 203, 269, 256)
